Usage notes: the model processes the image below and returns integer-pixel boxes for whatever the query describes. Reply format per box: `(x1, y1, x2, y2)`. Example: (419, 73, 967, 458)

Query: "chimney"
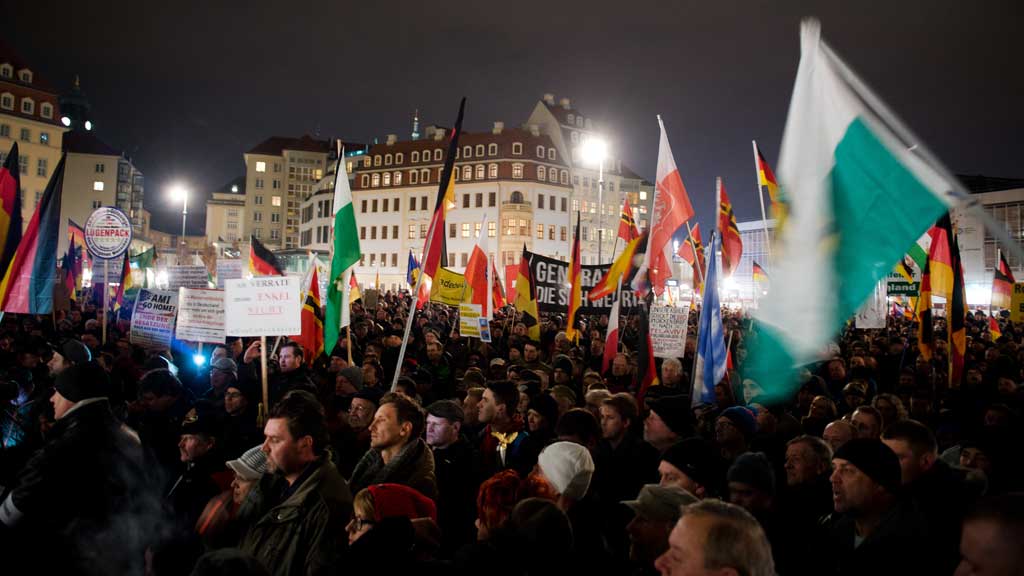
(560, 97, 571, 110)
(543, 93, 555, 105)
(386, 134, 397, 145)
(492, 121, 504, 135)
(528, 124, 540, 137)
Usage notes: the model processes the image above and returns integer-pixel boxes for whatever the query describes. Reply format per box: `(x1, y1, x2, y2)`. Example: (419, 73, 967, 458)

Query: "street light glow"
(580, 138, 608, 166)
(169, 184, 188, 203)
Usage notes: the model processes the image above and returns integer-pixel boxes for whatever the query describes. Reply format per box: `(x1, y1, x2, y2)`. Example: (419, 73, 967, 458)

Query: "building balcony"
(502, 200, 532, 213)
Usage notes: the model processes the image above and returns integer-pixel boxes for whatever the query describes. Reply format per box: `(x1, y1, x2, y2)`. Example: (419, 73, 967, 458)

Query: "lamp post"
(580, 138, 608, 263)
(171, 185, 188, 258)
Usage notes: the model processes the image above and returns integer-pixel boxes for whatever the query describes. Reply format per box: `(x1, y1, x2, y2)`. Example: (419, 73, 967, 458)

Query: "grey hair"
(787, 434, 834, 467)
(662, 357, 683, 370)
(680, 499, 775, 576)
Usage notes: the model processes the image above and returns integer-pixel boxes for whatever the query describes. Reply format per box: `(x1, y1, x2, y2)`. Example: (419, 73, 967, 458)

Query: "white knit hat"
(538, 441, 595, 500)
(226, 445, 268, 481)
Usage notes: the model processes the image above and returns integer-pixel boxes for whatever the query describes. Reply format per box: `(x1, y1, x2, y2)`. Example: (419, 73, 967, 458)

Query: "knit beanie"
(528, 393, 560, 428)
(833, 438, 901, 494)
(719, 406, 759, 440)
(538, 441, 595, 500)
(368, 483, 438, 522)
(726, 452, 776, 496)
(54, 361, 110, 402)
(661, 438, 720, 490)
(338, 366, 364, 391)
(647, 395, 695, 438)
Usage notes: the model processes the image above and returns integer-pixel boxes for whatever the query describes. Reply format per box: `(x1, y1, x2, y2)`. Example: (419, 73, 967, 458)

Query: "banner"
(224, 276, 301, 337)
(856, 279, 889, 329)
(525, 250, 640, 314)
(650, 304, 691, 358)
(168, 265, 209, 290)
(429, 267, 465, 306)
(1011, 283, 1024, 323)
(130, 289, 178, 349)
(886, 271, 920, 296)
(459, 303, 483, 338)
(176, 288, 226, 344)
(216, 259, 243, 288)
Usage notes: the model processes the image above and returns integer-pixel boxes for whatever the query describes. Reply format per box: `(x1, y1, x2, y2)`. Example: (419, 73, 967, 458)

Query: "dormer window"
(567, 114, 575, 124)
(20, 98, 33, 115)
(475, 144, 484, 157)
(0, 65, 11, 79)
(17, 69, 31, 84)
(411, 150, 419, 162)
(512, 142, 522, 155)
(488, 143, 497, 156)
(395, 152, 403, 164)
(40, 103, 53, 119)
(0, 93, 12, 110)
(548, 148, 556, 161)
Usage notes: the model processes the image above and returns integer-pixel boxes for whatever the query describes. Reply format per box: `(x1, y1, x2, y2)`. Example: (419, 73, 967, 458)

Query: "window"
(371, 173, 380, 187)
(271, 213, 280, 223)
(462, 193, 470, 208)
(272, 196, 281, 206)
(434, 149, 442, 161)
(640, 190, 648, 200)
(0, 93, 11, 109)
(372, 199, 378, 212)
(561, 227, 568, 241)
(383, 172, 391, 186)
(462, 223, 471, 238)
(582, 226, 589, 241)
(0, 124, 8, 137)
(462, 165, 472, 181)
(396, 153, 403, 164)
(512, 142, 522, 155)
(420, 169, 429, 184)
(253, 227, 262, 239)
(548, 148, 556, 160)
(488, 222, 496, 238)
(393, 198, 400, 211)
(253, 211, 263, 222)
(411, 151, 419, 163)
(461, 253, 469, 267)
(360, 227, 366, 239)
(512, 163, 523, 179)
(409, 196, 417, 211)
(410, 170, 418, 185)
(573, 175, 580, 185)
(475, 144, 484, 157)
(510, 190, 524, 204)
(571, 132, 579, 143)
(449, 223, 457, 238)
(561, 170, 568, 185)
(561, 197, 568, 212)
(0, 65, 8, 78)
(392, 253, 398, 267)
(255, 178, 264, 189)
(408, 225, 417, 239)
(18, 70, 31, 83)
(536, 146, 544, 158)
(536, 224, 544, 239)
(538, 166, 546, 181)
(19, 128, 29, 141)
(369, 254, 376, 266)
(18, 155, 27, 176)
(374, 155, 382, 166)
(475, 193, 483, 208)
(383, 198, 389, 212)
(20, 98, 33, 115)
(463, 145, 472, 158)
(393, 171, 401, 186)
(385, 154, 392, 166)
(475, 164, 485, 180)
(256, 161, 266, 172)
(39, 132, 49, 145)
(538, 194, 545, 209)
(422, 195, 428, 209)
(92, 200, 102, 209)
(360, 199, 367, 213)
(488, 163, 498, 179)
(361, 175, 369, 188)
(272, 179, 281, 189)
(371, 227, 377, 240)
(40, 103, 52, 119)
(255, 195, 264, 205)
(364, 158, 372, 168)
(270, 229, 280, 240)
(382, 226, 388, 239)
(488, 143, 497, 156)
(549, 225, 555, 240)
(420, 224, 428, 239)
(488, 192, 496, 207)
(275, 163, 282, 172)
(93, 181, 104, 191)
(574, 199, 580, 212)
(36, 158, 46, 177)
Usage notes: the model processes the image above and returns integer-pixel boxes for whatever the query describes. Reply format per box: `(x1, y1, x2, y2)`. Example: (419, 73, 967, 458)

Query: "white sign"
(224, 276, 301, 336)
(651, 304, 691, 358)
(856, 279, 888, 329)
(168, 265, 209, 290)
(459, 303, 483, 338)
(176, 288, 226, 344)
(90, 255, 125, 284)
(130, 289, 178, 349)
(84, 207, 133, 259)
(216, 260, 244, 288)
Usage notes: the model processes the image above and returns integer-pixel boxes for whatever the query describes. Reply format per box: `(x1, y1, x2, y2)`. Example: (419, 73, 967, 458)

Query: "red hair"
(476, 469, 557, 534)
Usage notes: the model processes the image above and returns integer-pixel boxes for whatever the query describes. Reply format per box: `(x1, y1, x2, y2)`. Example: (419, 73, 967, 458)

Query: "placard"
(224, 276, 301, 336)
(130, 289, 178, 349)
(90, 255, 126, 284)
(216, 260, 243, 288)
(459, 303, 483, 338)
(176, 288, 226, 344)
(525, 250, 640, 314)
(84, 207, 132, 259)
(168, 265, 209, 290)
(1010, 283, 1024, 323)
(651, 304, 691, 358)
(477, 317, 492, 342)
(886, 271, 920, 296)
(429, 268, 465, 306)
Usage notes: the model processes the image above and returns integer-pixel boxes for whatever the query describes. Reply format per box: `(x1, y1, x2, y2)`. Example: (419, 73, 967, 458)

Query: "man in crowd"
(477, 379, 539, 479)
(655, 499, 775, 576)
(622, 484, 697, 575)
(644, 395, 692, 452)
(658, 438, 721, 498)
(425, 399, 475, 555)
(46, 338, 92, 377)
(241, 340, 316, 404)
(957, 494, 1024, 576)
(824, 419, 855, 452)
(349, 392, 437, 499)
(850, 406, 883, 440)
(168, 408, 225, 532)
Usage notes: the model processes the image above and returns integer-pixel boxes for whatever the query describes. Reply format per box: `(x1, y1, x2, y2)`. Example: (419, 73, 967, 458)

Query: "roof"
(357, 127, 569, 168)
(212, 175, 246, 195)
(959, 174, 1024, 194)
(0, 40, 59, 94)
(62, 129, 121, 156)
(543, 100, 587, 128)
(246, 135, 364, 156)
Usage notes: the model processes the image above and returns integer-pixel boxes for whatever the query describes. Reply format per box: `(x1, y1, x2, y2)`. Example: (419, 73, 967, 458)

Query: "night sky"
(7, 0, 1022, 236)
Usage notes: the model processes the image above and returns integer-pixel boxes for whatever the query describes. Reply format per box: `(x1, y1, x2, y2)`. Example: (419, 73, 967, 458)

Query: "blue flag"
(693, 233, 727, 407)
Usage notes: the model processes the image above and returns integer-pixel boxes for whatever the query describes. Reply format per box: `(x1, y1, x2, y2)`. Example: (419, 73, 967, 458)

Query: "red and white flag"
(464, 215, 493, 319)
(603, 295, 620, 374)
(633, 116, 695, 296)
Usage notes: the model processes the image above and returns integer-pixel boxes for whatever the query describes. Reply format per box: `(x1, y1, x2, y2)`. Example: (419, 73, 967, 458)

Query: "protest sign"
(90, 255, 125, 284)
(216, 260, 243, 288)
(526, 250, 640, 314)
(886, 271, 920, 296)
(168, 265, 209, 290)
(459, 303, 483, 338)
(130, 289, 178, 349)
(176, 288, 226, 344)
(224, 276, 301, 337)
(364, 289, 379, 309)
(1011, 283, 1024, 323)
(856, 280, 888, 329)
(650, 304, 691, 358)
(429, 268, 466, 306)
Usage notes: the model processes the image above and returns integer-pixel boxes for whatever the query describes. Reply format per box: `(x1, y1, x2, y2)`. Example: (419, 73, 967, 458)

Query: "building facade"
(298, 146, 366, 254)
(205, 176, 246, 248)
(954, 177, 1024, 307)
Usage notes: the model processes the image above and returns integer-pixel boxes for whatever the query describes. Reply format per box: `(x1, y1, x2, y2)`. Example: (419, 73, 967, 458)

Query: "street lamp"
(170, 184, 189, 251)
(580, 138, 608, 263)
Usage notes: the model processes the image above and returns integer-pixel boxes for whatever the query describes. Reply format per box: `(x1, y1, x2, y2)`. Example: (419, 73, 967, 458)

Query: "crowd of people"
(0, 290, 1022, 575)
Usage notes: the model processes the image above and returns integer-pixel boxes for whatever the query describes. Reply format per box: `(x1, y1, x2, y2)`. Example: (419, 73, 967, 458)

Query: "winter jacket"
(349, 437, 438, 500)
(824, 497, 932, 576)
(239, 457, 353, 576)
(432, 437, 478, 555)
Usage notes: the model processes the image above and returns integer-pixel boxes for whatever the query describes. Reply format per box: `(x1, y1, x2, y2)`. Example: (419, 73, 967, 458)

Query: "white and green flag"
(749, 19, 958, 399)
(325, 148, 361, 354)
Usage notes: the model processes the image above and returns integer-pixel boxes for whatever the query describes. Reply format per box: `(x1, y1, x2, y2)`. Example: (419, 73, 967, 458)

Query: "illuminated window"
(256, 161, 266, 173)
(272, 196, 281, 207)
(93, 181, 104, 191)
(488, 222, 496, 238)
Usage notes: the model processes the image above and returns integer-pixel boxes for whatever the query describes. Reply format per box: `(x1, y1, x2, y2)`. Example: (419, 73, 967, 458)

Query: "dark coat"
(167, 451, 226, 532)
(432, 436, 478, 555)
(219, 405, 262, 461)
(824, 498, 931, 576)
(239, 458, 353, 576)
(349, 438, 438, 500)
(908, 460, 980, 575)
(0, 399, 160, 575)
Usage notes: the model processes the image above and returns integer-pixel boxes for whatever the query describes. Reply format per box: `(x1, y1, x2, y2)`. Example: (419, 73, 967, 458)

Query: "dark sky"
(7, 0, 1022, 236)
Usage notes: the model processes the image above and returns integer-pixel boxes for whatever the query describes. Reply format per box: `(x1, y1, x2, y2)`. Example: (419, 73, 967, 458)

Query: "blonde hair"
(353, 488, 375, 520)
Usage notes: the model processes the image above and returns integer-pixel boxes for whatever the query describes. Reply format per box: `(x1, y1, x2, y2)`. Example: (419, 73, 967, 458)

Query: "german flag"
(949, 225, 967, 388)
(422, 98, 466, 279)
(514, 244, 540, 341)
(113, 253, 133, 312)
(293, 267, 324, 365)
(589, 231, 645, 301)
(753, 141, 786, 230)
(989, 315, 1002, 341)
(917, 256, 934, 361)
(0, 143, 22, 273)
(752, 261, 769, 285)
(566, 212, 582, 343)
(991, 250, 1015, 310)
(249, 234, 283, 276)
(927, 215, 955, 300)
(717, 178, 742, 276)
(617, 197, 639, 243)
(677, 223, 705, 292)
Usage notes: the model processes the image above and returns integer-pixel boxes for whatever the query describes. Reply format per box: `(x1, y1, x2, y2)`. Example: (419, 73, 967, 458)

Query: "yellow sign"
(459, 303, 482, 338)
(1010, 283, 1024, 322)
(429, 267, 465, 306)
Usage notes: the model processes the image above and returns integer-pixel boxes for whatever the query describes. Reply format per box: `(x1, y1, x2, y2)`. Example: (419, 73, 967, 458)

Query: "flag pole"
(685, 221, 706, 290)
(752, 141, 773, 264)
(990, 248, 1000, 319)
(102, 259, 109, 345)
(258, 335, 269, 426)
(392, 203, 441, 393)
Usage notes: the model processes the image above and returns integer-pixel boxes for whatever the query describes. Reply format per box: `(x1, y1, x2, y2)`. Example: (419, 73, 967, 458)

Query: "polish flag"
(465, 215, 493, 318)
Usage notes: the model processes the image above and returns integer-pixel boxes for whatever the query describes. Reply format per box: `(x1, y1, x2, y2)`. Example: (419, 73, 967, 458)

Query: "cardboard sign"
(224, 276, 301, 336)
(477, 317, 492, 342)
(130, 289, 179, 349)
(216, 260, 244, 288)
(176, 288, 226, 344)
(363, 289, 379, 310)
(1010, 283, 1024, 323)
(650, 305, 691, 358)
(168, 265, 209, 290)
(525, 250, 640, 314)
(429, 268, 466, 306)
(459, 303, 483, 338)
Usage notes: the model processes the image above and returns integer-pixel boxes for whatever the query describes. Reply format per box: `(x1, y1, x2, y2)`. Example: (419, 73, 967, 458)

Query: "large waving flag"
(589, 231, 646, 301)
(918, 256, 934, 360)
(113, 253, 134, 312)
(325, 144, 362, 354)
(693, 233, 727, 407)
(0, 154, 66, 314)
(944, 217, 967, 388)
(636, 301, 660, 403)
(491, 261, 506, 309)
(423, 98, 466, 280)
(753, 141, 786, 232)
(249, 234, 284, 276)
(634, 117, 695, 296)
(0, 143, 22, 273)
(678, 223, 706, 293)
(407, 251, 429, 309)
(566, 212, 583, 343)
(618, 197, 640, 243)
(293, 267, 325, 366)
(748, 20, 958, 400)
(464, 215, 493, 318)
(717, 178, 742, 277)
(514, 245, 540, 341)
(603, 295, 620, 375)
(991, 250, 1015, 310)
